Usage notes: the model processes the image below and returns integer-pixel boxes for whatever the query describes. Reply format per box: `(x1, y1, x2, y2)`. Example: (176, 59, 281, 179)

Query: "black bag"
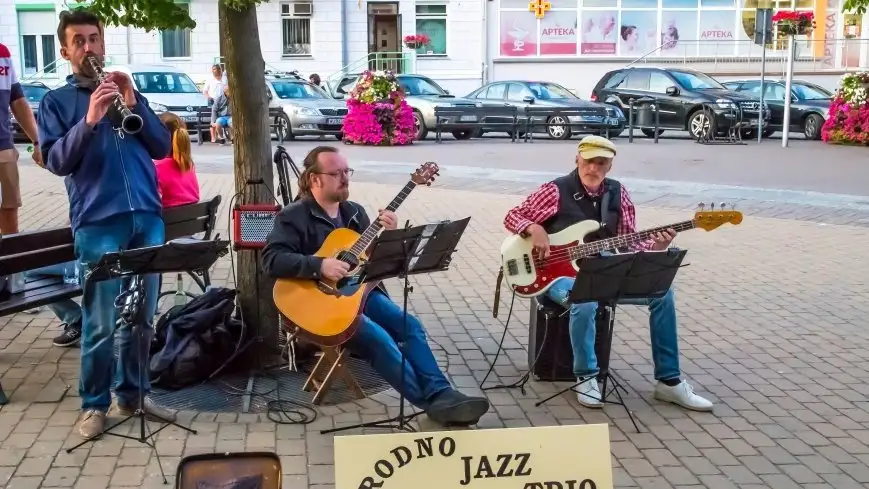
(149, 287, 244, 389)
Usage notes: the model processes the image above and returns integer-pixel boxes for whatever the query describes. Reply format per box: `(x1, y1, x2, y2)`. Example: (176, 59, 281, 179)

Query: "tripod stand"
(66, 238, 230, 483)
(534, 249, 687, 434)
(321, 217, 470, 435)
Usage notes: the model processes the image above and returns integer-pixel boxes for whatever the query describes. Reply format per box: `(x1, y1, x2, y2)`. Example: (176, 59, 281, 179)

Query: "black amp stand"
(65, 238, 230, 484)
(533, 249, 687, 433)
(321, 217, 471, 435)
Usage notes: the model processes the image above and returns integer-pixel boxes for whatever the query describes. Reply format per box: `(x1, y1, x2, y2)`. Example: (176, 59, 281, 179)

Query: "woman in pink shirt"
(155, 112, 200, 208)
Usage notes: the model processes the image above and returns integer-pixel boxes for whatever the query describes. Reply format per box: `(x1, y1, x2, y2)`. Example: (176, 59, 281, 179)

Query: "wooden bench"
(193, 107, 286, 145)
(0, 196, 222, 404)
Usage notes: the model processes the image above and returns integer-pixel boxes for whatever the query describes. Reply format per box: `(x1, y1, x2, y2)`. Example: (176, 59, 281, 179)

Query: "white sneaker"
(654, 381, 714, 412)
(575, 378, 602, 409)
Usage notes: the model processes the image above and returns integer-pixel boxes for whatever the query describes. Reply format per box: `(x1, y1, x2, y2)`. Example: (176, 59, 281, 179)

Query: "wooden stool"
(281, 317, 364, 405)
(303, 345, 364, 405)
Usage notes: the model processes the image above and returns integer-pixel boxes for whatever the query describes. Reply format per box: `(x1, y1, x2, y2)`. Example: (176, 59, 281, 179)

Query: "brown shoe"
(77, 409, 106, 439)
(116, 397, 177, 422)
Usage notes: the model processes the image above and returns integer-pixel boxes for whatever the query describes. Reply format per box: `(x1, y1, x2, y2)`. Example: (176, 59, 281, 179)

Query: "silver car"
(332, 73, 483, 140)
(266, 77, 347, 140)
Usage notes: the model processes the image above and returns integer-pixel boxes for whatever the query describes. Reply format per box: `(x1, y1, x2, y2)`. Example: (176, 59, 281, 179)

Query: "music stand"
(66, 238, 230, 484)
(533, 249, 687, 434)
(320, 217, 470, 435)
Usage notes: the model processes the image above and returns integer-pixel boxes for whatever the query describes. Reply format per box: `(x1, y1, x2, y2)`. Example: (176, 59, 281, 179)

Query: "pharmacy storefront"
(487, 0, 867, 96)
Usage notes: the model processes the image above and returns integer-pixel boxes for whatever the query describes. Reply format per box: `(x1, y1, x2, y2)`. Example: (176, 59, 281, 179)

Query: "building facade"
(0, 0, 865, 97)
(0, 0, 485, 95)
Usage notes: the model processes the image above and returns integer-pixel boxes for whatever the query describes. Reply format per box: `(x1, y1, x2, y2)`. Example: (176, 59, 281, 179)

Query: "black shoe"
(426, 389, 490, 427)
(53, 320, 82, 347)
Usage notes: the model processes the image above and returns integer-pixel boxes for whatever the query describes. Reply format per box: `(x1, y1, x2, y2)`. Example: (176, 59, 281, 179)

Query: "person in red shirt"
(503, 135, 713, 413)
(155, 112, 200, 208)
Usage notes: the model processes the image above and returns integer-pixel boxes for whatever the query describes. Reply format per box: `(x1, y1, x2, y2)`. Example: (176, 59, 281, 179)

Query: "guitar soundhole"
(336, 250, 361, 273)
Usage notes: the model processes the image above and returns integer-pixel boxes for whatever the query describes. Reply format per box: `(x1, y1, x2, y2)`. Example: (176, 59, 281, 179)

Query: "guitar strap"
(492, 266, 504, 318)
(600, 185, 613, 232)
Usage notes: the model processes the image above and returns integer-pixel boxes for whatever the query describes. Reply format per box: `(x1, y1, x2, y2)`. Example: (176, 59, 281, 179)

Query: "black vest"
(541, 171, 622, 243)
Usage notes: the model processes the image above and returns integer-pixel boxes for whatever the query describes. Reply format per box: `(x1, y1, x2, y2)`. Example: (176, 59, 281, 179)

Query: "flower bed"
(342, 70, 415, 146)
(821, 72, 869, 147)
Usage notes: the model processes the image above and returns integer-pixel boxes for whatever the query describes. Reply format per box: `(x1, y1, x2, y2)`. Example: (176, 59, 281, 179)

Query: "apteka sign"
(334, 424, 613, 489)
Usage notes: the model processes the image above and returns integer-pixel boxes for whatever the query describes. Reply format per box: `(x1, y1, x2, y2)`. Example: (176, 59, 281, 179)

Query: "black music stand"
(533, 249, 687, 433)
(320, 217, 470, 435)
(66, 238, 230, 484)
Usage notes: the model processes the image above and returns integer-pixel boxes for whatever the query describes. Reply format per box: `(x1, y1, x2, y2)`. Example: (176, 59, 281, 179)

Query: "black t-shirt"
(329, 213, 344, 228)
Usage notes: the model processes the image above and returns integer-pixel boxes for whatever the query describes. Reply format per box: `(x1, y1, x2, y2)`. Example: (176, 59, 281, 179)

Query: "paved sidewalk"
(2, 166, 869, 488)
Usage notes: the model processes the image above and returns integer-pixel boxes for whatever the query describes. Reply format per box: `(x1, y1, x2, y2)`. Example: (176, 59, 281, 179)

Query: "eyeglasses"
(316, 168, 354, 178)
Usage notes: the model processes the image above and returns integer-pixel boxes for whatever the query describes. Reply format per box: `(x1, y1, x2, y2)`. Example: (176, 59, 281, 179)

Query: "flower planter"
(821, 72, 869, 147)
(342, 70, 415, 146)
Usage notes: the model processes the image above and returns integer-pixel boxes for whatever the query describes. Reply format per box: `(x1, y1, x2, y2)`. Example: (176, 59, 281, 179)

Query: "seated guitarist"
(502, 135, 713, 412)
(262, 146, 490, 426)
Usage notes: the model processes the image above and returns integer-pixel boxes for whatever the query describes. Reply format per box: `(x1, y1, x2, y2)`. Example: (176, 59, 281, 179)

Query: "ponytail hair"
(298, 146, 338, 199)
(158, 112, 194, 172)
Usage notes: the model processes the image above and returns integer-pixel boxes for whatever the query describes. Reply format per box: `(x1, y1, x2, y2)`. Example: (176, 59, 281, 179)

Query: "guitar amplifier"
(231, 204, 282, 250)
(528, 297, 574, 382)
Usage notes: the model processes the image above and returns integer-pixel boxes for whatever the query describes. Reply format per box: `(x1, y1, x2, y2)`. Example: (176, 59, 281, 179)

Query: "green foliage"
(79, 0, 271, 32)
(843, 0, 867, 15)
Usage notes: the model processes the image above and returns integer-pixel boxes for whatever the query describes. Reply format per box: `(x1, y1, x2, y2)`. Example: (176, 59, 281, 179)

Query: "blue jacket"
(37, 74, 171, 232)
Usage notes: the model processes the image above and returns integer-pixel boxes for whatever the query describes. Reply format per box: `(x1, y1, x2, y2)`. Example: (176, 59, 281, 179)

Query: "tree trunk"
(219, 1, 277, 364)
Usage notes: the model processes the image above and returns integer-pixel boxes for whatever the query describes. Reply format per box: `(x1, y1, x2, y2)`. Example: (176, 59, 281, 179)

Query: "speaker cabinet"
(528, 297, 574, 382)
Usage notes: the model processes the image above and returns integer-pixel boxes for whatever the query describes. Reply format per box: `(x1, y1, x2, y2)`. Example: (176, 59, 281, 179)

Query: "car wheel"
(762, 128, 776, 138)
(452, 130, 474, 140)
(803, 113, 823, 140)
(546, 115, 571, 140)
(688, 111, 713, 140)
(277, 114, 293, 141)
(413, 111, 428, 141)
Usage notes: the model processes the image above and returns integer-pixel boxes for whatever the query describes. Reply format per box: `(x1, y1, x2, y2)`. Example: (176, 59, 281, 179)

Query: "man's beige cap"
(577, 135, 617, 160)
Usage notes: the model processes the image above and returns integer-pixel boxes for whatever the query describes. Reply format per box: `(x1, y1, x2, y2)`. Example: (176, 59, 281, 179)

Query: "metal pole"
(758, 17, 767, 144)
(781, 34, 795, 148)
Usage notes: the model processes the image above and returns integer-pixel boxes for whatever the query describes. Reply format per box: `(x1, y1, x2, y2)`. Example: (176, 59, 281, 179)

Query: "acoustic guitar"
(273, 162, 440, 346)
(499, 206, 743, 298)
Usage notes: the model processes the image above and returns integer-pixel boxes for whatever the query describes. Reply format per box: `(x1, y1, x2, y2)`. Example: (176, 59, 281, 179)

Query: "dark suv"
(591, 67, 770, 140)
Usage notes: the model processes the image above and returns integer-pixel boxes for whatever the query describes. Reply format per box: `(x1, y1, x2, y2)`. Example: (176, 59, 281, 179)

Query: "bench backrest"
(0, 195, 223, 276)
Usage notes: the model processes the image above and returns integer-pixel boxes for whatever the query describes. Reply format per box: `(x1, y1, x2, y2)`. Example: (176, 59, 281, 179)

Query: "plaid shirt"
(503, 180, 653, 251)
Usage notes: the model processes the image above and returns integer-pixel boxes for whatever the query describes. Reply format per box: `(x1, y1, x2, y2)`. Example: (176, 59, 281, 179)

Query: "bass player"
(502, 135, 713, 412)
(262, 146, 490, 426)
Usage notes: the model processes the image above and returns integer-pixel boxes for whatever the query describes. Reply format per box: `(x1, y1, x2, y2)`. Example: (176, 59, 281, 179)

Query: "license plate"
(459, 115, 478, 122)
(183, 116, 198, 122)
(327, 118, 343, 125)
(750, 119, 758, 126)
(608, 117, 620, 126)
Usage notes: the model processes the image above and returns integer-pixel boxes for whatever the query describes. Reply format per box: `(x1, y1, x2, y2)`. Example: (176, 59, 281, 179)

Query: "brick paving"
(2, 164, 869, 488)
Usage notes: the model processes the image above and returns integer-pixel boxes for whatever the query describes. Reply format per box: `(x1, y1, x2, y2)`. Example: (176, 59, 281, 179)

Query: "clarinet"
(85, 55, 143, 135)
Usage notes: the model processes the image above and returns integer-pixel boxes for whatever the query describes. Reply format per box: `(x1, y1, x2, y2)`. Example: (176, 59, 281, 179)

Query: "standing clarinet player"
(37, 9, 175, 439)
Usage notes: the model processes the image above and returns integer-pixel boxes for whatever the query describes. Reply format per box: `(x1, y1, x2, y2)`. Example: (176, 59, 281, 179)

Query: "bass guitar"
(499, 206, 742, 298)
(273, 162, 440, 346)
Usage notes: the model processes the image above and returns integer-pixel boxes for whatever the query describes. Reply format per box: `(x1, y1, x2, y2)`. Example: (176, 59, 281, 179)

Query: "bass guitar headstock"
(411, 161, 440, 186)
(694, 202, 743, 231)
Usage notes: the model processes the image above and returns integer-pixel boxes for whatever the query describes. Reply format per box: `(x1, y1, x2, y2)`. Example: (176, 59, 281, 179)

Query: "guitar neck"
(573, 220, 696, 258)
(349, 180, 418, 255)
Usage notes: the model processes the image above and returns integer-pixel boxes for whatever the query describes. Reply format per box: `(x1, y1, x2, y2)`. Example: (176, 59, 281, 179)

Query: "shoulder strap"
(600, 178, 622, 235)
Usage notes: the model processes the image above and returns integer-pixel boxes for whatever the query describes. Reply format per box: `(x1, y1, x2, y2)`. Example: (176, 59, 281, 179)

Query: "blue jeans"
(24, 262, 82, 325)
(347, 290, 452, 409)
(545, 276, 680, 382)
(75, 211, 165, 411)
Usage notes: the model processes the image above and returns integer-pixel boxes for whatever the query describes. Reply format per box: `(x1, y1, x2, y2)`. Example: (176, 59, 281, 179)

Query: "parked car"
(105, 64, 209, 129)
(466, 80, 627, 140)
(591, 67, 770, 140)
(721, 79, 832, 140)
(266, 75, 346, 140)
(9, 81, 50, 142)
(331, 73, 483, 140)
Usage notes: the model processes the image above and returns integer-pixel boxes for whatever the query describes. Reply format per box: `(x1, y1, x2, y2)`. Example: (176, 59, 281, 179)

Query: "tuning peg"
(720, 202, 726, 210)
(710, 202, 715, 210)
(697, 202, 705, 210)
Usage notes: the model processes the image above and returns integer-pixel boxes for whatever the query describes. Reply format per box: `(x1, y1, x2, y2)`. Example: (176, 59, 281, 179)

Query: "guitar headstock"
(694, 202, 743, 231)
(411, 161, 440, 186)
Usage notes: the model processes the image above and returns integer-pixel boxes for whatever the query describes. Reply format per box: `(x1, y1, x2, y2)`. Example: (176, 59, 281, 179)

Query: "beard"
(76, 54, 103, 87)
(327, 185, 350, 203)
